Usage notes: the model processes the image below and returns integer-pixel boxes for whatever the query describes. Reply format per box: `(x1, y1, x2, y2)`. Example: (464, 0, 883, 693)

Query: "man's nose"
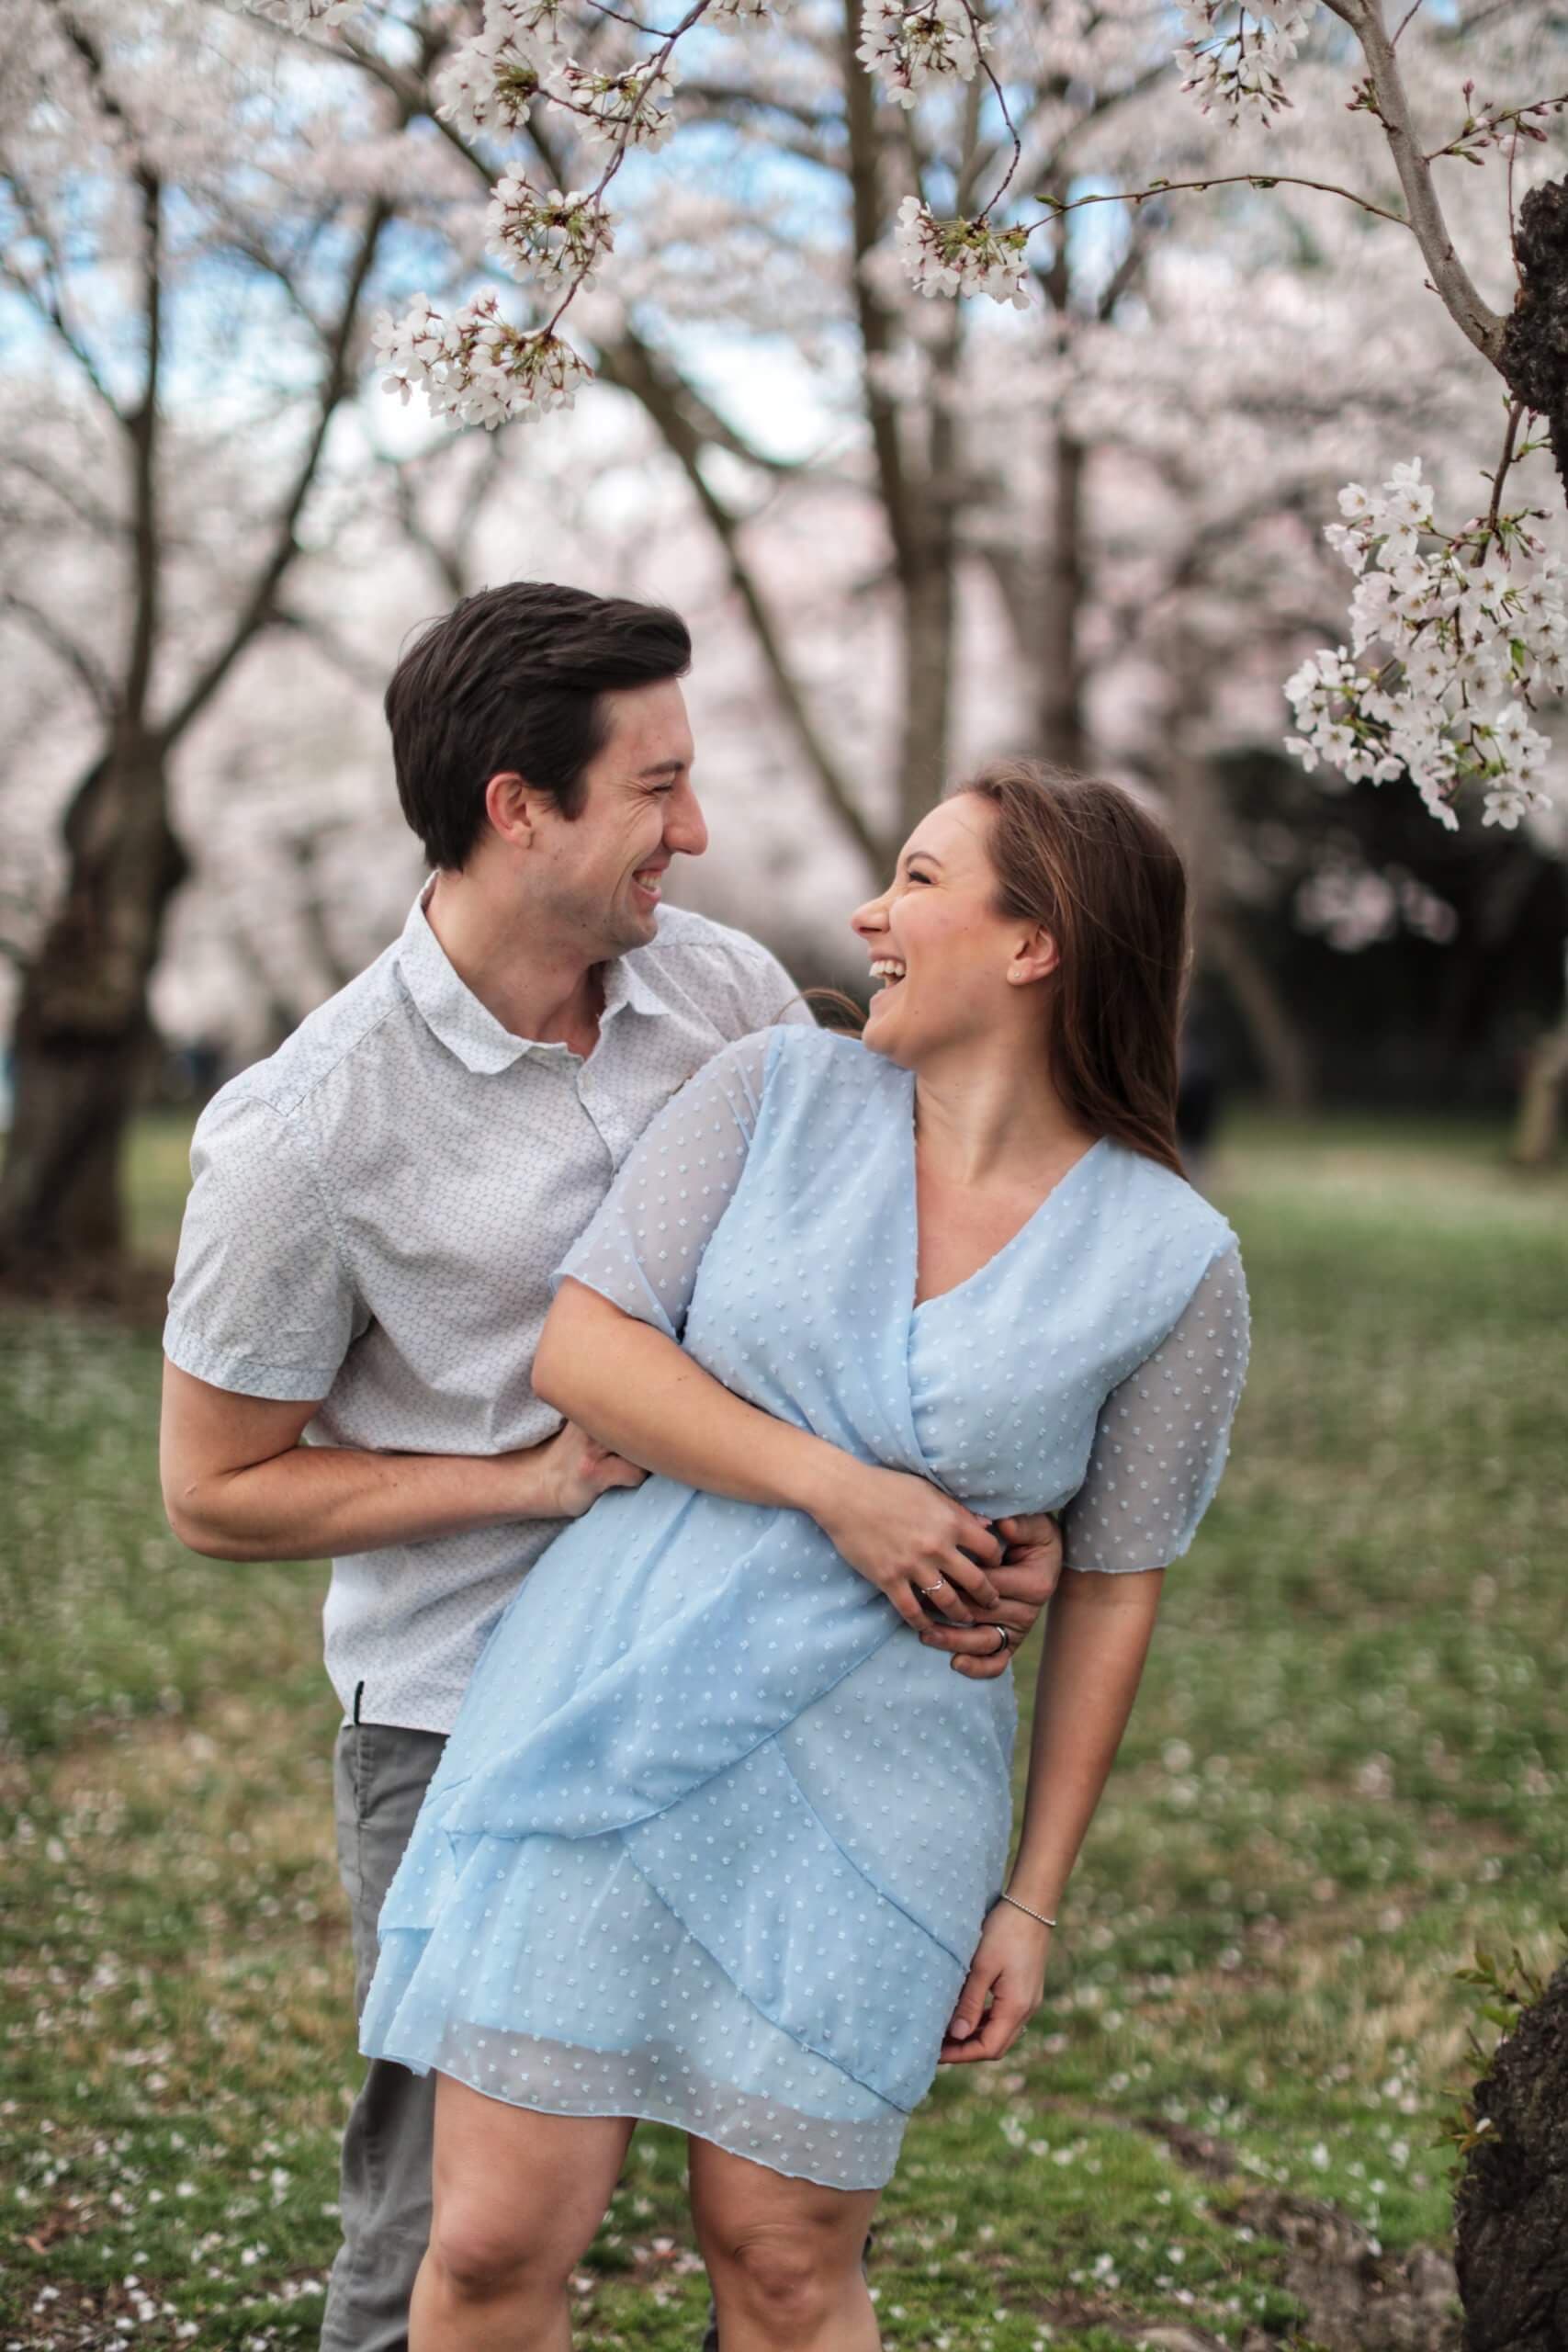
(666, 781, 708, 858)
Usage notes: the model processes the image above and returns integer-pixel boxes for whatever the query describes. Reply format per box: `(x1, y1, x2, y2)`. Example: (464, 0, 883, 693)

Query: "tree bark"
(0, 732, 185, 1275)
(1454, 1957, 1568, 2351)
(1038, 422, 1087, 771)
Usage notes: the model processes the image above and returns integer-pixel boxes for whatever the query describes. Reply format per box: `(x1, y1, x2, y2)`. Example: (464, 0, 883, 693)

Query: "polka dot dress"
(359, 1026, 1249, 2189)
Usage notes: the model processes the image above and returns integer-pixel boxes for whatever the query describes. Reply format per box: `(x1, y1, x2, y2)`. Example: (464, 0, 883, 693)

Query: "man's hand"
(536, 1420, 648, 1519)
(918, 1511, 1063, 1679)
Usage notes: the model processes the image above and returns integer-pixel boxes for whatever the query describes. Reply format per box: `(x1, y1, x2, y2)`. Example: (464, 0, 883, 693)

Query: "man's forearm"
(168, 1437, 563, 1564)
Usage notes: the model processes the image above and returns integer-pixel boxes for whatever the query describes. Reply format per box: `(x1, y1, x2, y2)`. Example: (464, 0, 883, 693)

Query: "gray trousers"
(318, 1718, 727, 2352)
(321, 1720, 446, 2352)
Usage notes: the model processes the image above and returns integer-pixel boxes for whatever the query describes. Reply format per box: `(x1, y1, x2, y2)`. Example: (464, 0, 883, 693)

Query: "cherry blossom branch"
(1033, 169, 1411, 231)
(1483, 401, 1526, 539)
(1425, 86, 1568, 166)
(1324, 0, 1506, 365)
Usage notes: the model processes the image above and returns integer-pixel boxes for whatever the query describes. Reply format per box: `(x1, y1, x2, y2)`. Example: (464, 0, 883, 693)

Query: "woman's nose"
(850, 894, 886, 939)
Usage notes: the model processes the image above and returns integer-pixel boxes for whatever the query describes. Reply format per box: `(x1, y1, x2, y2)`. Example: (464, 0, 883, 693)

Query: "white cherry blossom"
(1285, 458, 1563, 828)
(857, 0, 992, 110)
(485, 179, 613, 288)
(894, 197, 1030, 308)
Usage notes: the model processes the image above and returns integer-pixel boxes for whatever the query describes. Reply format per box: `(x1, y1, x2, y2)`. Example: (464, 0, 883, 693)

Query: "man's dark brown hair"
(385, 581, 693, 870)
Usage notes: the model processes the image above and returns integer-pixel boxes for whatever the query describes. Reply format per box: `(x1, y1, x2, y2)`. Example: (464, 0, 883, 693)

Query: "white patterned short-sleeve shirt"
(164, 886, 809, 1733)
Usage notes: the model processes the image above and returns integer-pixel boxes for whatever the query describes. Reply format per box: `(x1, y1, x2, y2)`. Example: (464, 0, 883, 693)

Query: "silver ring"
(917, 1578, 946, 1594)
(989, 1624, 1011, 1654)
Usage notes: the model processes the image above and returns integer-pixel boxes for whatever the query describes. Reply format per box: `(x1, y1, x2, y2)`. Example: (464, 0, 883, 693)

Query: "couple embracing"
(160, 580, 1248, 2352)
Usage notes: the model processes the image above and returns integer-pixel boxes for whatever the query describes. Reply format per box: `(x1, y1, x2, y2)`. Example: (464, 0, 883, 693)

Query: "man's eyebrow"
(637, 758, 688, 779)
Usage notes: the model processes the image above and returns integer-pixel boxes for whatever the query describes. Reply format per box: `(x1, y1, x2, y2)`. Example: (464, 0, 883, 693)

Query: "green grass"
(2, 1109, 1565, 2349)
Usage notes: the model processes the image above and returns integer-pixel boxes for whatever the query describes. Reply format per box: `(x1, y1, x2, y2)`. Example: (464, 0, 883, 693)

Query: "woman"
(360, 761, 1250, 2350)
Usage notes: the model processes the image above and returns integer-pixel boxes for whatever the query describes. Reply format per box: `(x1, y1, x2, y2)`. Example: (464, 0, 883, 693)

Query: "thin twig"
(1033, 171, 1410, 231)
(1483, 400, 1525, 539)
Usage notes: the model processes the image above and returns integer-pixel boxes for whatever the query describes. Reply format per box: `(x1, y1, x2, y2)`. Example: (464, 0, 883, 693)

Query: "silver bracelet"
(998, 1892, 1057, 1929)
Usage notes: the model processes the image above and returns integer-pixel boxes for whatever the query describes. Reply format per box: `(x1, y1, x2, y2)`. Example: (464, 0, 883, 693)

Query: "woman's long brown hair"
(949, 759, 1189, 1178)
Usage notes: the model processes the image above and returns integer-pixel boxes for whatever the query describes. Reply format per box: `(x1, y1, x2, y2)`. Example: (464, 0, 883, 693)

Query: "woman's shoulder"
(1098, 1139, 1239, 1266)
(768, 1019, 897, 1086)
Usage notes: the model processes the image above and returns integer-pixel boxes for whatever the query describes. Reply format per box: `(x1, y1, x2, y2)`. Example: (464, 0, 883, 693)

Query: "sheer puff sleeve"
(551, 1028, 775, 1343)
(1062, 1245, 1250, 1575)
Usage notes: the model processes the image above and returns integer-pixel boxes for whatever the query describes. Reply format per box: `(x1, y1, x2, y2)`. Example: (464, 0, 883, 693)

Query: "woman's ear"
(1006, 926, 1059, 987)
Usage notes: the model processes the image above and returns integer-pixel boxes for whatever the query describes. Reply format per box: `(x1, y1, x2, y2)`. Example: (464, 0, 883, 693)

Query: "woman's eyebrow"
(901, 850, 944, 869)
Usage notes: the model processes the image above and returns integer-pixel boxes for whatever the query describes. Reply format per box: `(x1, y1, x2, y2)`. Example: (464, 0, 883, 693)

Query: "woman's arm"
(940, 1244, 1250, 2062)
(938, 1568, 1161, 2059)
(534, 1278, 1004, 1629)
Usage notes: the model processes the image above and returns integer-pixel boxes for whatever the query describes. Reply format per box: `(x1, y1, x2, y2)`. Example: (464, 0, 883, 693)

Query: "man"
(159, 581, 1061, 2352)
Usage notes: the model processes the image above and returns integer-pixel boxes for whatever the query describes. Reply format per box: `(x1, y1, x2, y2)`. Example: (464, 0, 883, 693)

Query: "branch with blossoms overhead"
(252, 0, 1567, 830)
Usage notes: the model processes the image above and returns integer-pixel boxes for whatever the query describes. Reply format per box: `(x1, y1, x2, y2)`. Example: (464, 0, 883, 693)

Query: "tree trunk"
(896, 551, 956, 835)
(1511, 942, 1568, 1166)
(1038, 424, 1087, 771)
(1454, 1957, 1568, 2350)
(1512, 1011, 1568, 1164)
(0, 730, 186, 1283)
(1200, 909, 1317, 1114)
(1165, 745, 1317, 1113)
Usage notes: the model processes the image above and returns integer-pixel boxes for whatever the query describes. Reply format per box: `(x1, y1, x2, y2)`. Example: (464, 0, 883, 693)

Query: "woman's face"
(851, 794, 1044, 1069)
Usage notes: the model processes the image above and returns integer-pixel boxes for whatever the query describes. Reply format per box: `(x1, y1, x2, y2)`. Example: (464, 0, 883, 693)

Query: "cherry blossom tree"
(0, 0, 424, 1283)
(266, 0, 1563, 836)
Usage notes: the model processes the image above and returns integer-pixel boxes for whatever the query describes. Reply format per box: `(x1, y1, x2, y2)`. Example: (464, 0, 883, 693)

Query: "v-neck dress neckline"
(902, 1069, 1109, 1322)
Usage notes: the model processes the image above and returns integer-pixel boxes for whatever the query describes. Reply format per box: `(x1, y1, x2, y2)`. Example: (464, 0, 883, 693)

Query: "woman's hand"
(808, 1457, 1002, 1629)
(919, 1513, 1063, 1678)
(938, 1901, 1052, 2065)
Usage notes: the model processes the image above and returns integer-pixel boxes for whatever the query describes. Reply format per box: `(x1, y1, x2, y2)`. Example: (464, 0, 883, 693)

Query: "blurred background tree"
(1, 0, 1564, 1294)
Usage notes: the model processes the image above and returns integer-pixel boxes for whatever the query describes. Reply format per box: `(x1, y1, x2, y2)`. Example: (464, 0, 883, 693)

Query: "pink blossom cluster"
(893, 197, 1030, 309)
(1175, 0, 1315, 126)
(373, 290, 591, 431)
(1286, 461, 1562, 831)
(856, 0, 992, 111)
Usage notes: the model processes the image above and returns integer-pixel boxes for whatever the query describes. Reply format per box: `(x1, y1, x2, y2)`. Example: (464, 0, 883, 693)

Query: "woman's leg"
(411, 2075, 635, 2352)
(687, 2134, 883, 2352)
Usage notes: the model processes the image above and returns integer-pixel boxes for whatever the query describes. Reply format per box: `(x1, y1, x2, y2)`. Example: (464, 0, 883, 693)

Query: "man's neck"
(423, 873, 606, 1057)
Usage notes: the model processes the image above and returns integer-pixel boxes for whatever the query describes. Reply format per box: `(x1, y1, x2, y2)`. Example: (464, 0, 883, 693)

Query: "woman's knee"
(704, 2215, 852, 2324)
(427, 2194, 570, 2303)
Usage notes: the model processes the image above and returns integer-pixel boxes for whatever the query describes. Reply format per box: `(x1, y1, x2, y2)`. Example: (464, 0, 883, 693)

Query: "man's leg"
(320, 1721, 446, 2352)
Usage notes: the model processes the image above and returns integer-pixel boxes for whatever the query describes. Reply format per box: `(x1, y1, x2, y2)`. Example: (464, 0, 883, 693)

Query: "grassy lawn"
(2, 1107, 1564, 2350)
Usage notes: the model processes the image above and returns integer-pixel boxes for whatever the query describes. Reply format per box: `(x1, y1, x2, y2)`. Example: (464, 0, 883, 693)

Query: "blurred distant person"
(155, 582, 1062, 2352)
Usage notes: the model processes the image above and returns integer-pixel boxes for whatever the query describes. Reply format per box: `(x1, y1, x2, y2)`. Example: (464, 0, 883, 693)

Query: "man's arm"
(159, 1361, 643, 1563)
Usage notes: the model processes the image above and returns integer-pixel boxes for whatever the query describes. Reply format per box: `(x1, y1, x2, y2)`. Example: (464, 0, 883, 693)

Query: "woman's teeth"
(869, 958, 906, 989)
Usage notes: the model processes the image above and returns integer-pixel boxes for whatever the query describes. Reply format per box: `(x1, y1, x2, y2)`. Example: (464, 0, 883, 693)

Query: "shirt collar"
(395, 883, 661, 1072)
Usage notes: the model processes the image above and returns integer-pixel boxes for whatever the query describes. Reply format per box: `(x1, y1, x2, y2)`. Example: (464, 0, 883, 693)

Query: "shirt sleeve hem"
(163, 1318, 337, 1403)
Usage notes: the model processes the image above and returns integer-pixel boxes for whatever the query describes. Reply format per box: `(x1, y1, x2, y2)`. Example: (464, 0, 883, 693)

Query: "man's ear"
(483, 770, 551, 852)
(1006, 925, 1059, 988)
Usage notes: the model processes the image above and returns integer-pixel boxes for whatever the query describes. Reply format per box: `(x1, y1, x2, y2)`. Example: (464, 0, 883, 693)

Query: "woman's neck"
(911, 1037, 1096, 1190)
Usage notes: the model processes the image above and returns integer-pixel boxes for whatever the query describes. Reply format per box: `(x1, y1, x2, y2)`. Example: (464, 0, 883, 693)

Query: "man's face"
(531, 677, 707, 959)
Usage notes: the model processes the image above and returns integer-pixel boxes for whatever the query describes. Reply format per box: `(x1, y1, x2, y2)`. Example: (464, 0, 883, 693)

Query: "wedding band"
(917, 1578, 946, 1593)
(989, 1624, 1010, 1653)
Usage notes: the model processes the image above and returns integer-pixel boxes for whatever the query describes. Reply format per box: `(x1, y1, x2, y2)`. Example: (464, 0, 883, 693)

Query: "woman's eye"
(906, 869, 932, 885)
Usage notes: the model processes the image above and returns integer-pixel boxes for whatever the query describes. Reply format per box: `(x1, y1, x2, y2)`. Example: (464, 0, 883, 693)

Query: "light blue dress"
(359, 1025, 1249, 2189)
